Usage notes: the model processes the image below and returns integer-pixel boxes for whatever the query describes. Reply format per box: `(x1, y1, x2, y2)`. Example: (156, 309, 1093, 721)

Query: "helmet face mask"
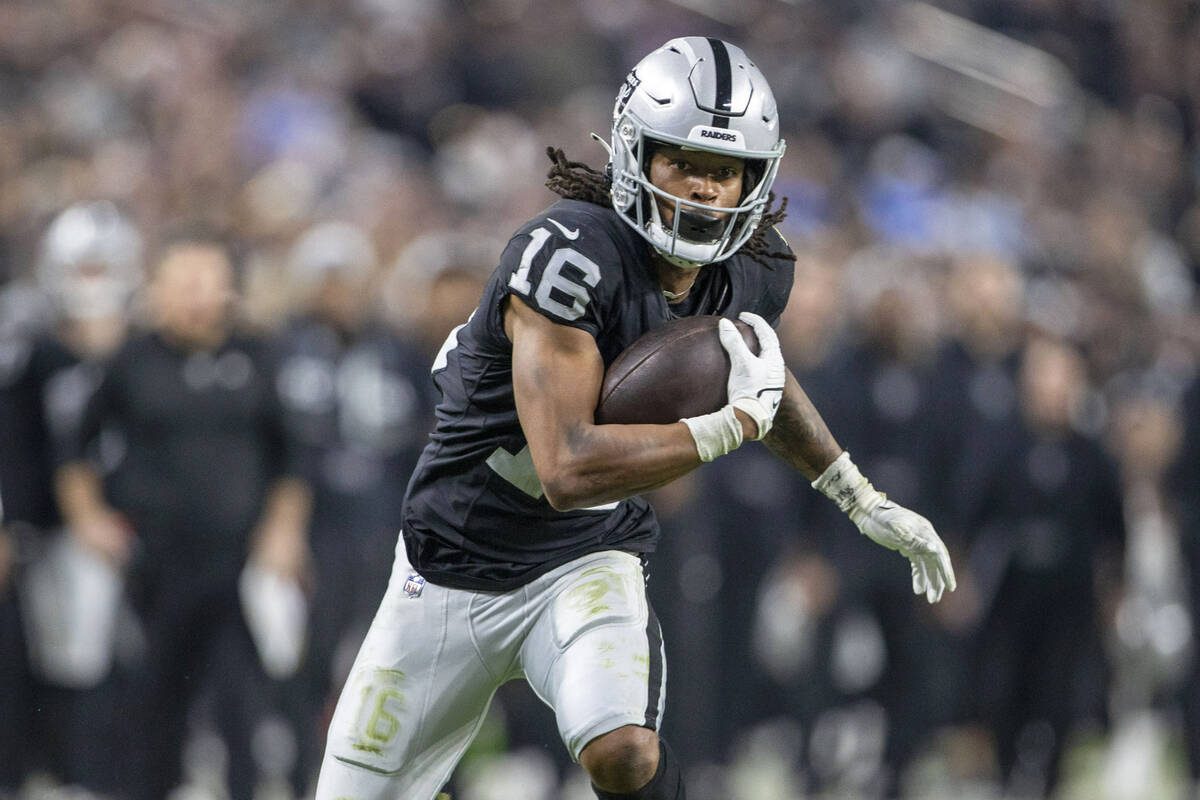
(608, 37, 786, 269)
(37, 201, 143, 320)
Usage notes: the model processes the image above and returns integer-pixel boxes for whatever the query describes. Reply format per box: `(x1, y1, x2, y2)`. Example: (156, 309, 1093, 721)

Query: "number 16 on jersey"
(508, 226, 602, 322)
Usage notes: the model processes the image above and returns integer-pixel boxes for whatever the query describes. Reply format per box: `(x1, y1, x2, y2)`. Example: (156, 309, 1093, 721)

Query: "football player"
(315, 37, 955, 800)
(0, 201, 141, 794)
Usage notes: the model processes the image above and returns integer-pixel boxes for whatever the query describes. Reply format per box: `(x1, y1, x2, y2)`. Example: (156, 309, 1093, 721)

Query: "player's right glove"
(723, 312, 785, 440)
(812, 451, 957, 603)
(682, 312, 786, 461)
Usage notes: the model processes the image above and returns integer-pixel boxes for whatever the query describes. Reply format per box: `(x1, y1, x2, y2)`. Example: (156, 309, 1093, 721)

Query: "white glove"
(720, 312, 785, 440)
(812, 451, 956, 603)
(682, 313, 786, 462)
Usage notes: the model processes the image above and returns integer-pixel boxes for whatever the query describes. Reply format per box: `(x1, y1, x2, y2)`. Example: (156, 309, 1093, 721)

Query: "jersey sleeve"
(754, 227, 796, 327)
(56, 348, 119, 469)
(498, 207, 623, 338)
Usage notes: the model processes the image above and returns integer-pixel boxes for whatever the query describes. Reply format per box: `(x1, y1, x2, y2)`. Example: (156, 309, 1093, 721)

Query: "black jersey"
(275, 315, 435, 538)
(403, 199, 794, 590)
(72, 331, 290, 574)
(0, 333, 83, 529)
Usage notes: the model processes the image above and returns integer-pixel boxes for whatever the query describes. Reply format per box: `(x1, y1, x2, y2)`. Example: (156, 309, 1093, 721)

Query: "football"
(594, 315, 760, 425)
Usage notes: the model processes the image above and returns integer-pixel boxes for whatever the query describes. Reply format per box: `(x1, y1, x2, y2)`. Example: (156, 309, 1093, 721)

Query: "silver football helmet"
(287, 220, 377, 287)
(606, 37, 786, 269)
(37, 201, 143, 320)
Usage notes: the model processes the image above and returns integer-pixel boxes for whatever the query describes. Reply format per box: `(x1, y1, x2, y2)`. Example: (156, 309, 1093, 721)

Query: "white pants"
(314, 542, 667, 800)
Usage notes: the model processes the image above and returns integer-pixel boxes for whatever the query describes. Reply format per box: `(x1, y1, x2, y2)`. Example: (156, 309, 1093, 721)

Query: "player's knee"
(580, 725, 660, 793)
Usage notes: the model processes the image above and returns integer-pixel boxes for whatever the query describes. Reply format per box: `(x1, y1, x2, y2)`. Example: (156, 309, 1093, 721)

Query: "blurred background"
(0, 0, 1198, 798)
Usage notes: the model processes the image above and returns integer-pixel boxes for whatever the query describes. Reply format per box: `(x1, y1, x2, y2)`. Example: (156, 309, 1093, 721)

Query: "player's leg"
(314, 545, 509, 800)
(584, 731, 685, 799)
(209, 592, 279, 800)
(0, 587, 31, 794)
(521, 551, 684, 798)
(284, 523, 358, 794)
(122, 568, 215, 800)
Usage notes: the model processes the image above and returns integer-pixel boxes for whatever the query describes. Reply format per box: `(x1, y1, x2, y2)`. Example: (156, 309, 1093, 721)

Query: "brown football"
(594, 315, 760, 425)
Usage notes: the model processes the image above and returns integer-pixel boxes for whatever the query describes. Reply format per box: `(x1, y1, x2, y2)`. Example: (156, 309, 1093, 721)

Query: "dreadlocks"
(739, 194, 794, 268)
(545, 147, 612, 207)
(544, 147, 796, 269)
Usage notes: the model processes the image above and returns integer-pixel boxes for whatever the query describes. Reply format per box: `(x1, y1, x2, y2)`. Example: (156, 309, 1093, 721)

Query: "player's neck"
(653, 254, 702, 303)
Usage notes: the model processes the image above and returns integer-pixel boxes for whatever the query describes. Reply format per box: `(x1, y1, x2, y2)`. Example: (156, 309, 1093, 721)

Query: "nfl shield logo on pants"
(403, 573, 426, 599)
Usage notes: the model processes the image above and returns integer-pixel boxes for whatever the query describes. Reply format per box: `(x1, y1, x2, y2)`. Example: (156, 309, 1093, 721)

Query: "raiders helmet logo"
(614, 70, 641, 116)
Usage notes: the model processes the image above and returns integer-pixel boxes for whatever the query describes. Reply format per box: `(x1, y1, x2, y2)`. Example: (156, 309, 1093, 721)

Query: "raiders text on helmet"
(607, 37, 786, 269)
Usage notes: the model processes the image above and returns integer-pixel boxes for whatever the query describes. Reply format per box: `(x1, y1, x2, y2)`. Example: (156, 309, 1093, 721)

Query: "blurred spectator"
(1105, 387, 1188, 733)
(669, 247, 852, 795)
(383, 229, 507, 357)
(1171, 376, 1200, 789)
(958, 336, 1125, 797)
(55, 229, 311, 800)
(0, 201, 141, 795)
(792, 250, 963, 797)
(932, 252, 1028, 608)
(273, 220, 436, 793)
(648, 443, 810, 782)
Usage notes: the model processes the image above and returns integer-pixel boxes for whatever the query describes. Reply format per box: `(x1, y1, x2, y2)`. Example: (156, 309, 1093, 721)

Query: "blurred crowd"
(1, 0, 1199, 798)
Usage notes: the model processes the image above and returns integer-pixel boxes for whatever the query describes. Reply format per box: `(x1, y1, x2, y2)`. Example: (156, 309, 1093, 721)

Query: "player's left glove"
(812, 451, 956, 603)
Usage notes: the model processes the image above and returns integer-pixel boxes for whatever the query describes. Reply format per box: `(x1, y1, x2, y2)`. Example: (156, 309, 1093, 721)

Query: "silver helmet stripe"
(706, 37, 733, 127)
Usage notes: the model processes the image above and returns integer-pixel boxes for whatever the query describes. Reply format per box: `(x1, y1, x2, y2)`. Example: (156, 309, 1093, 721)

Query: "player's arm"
(53, 361, 134, 566)
(507, 295, 734, 511)
(762, 369, 844, 480)
(763, 366, 957, 603)
(250, 347, 313, 583)
(249, 477, 312, 582)
(56, 461, 134, 565)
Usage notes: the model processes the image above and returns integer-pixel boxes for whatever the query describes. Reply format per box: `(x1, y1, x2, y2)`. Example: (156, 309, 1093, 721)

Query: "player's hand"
(852, 498, 956, 604)
(719, 312, 785, 440)
(251, 522, 311, 586)
(812, 451, 955, 603)
(71, 509, 134, 567)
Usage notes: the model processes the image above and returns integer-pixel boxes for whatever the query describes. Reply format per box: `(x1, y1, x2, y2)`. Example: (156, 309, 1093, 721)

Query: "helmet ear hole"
(640, 138, 663, 178)
(741, 160, 765, 201)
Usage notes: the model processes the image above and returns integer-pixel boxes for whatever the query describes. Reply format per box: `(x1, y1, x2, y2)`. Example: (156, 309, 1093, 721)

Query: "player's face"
(647, 146, 745, 226)
(151, 243, 235, 347)
(313, 270, 370, 331)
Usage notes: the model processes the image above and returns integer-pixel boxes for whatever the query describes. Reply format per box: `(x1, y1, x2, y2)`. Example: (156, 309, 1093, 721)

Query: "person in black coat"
(56, 228, 312, 800)
(957, 335, 1125, 797)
